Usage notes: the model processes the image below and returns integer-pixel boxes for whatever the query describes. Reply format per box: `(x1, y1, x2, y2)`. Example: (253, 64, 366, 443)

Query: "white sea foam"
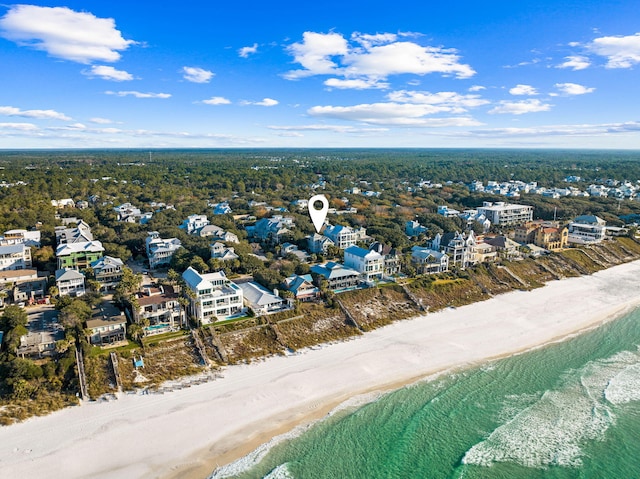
(604, 362, 640, 404)
(263, 463, 294, 479)
(209, 425, 308, 479)
(463, 348, 640, 469)
(209, 391, 383, 478)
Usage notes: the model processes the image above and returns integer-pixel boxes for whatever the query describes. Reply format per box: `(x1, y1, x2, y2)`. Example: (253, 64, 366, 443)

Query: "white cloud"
(387, 90, 490, 111)
(284, 31, 475, 86)
(202, 96, 231, 105)
(468, 85, 486, 92)
(182, 66, 214, 83)
(587, 32, 640, 68)
(268, 124, 388, 133)
(0, 5, 134, 64)
(285, 32, 349, 79)
(89, 117, 114, 124)
(509, 84, 538, 96)
(0, 105, 71, 120)
(241, 98, 279, 107)
(345, 41, 475, 78)
(557, 55, 591, 70)
(470, 121, 640, 138)
(105, 91, 171, 99)
(489, 99, 552, 115)
(351, 32, 398, 48)
(324, 78, 389, 90)
(238, 43, 258, 58)
(308, 102, 482, 127)
(84, 65, 133, 81)
(0, 122, 38, 131)
(554, 83, 595, 95)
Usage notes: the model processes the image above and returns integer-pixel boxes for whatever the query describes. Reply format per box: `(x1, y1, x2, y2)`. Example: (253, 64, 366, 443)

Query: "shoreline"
(198, 298, 638, 479)
(2, 260, 640, 479)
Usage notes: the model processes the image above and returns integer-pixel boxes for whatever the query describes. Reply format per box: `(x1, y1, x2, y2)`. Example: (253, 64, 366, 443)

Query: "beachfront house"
(182, 267, 244, 324)
(282, 274, 321, 301)
(133, 284, 184, 335)
(430, 231, 476, 269)
(411, 247, 449, 275)
(567, 215, 606, 245)
(86, 302, 127, 347)
(369, 242, 402, 276)
(344, 245, 384, 282)
(311, 262, 360, 292)
(238, 281, 291, 316)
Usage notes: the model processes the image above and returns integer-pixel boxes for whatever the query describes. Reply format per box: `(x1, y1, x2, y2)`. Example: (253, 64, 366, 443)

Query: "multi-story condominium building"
(344, 245, 384, 282)
(477, 201, 533, 226)
(0, 243, 32, 271)
(145, 232, 182, 269)
(55, 268, 86, 297)
(133, 285, 184, 336)
(567, 215, 606, 245)
(311, 262, 360, 292)
(90, 256, 124, 291)
(56, 240, 104, 270)
(180, 214, 210, 235)
(0, 229, 41, 247)
(411, 247, 449, 274)
(182, 267, 244, 324)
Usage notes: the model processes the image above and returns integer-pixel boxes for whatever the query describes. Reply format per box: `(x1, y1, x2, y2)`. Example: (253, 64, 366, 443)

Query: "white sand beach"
(1, 260, 640, 479)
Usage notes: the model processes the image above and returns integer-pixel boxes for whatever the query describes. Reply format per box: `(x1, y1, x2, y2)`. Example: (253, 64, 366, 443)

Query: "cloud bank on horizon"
(0, 2, 639, 148)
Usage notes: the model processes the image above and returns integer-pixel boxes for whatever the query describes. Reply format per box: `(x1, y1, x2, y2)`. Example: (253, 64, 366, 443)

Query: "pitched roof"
(56, 240, 104, 256)
(239, 281, 284, 307)
(311, 262, 360, 280)
(55, 268, 85, 281)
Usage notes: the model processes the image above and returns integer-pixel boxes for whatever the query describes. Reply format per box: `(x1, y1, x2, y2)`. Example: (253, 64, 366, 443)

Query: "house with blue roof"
(282, 274, 320, 301)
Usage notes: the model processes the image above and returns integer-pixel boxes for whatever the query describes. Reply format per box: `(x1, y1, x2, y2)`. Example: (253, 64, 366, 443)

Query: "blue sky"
(1, 1, 639, 149)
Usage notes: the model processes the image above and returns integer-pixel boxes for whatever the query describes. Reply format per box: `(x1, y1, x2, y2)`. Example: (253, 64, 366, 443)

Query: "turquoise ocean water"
(213, 308, 640, 479)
